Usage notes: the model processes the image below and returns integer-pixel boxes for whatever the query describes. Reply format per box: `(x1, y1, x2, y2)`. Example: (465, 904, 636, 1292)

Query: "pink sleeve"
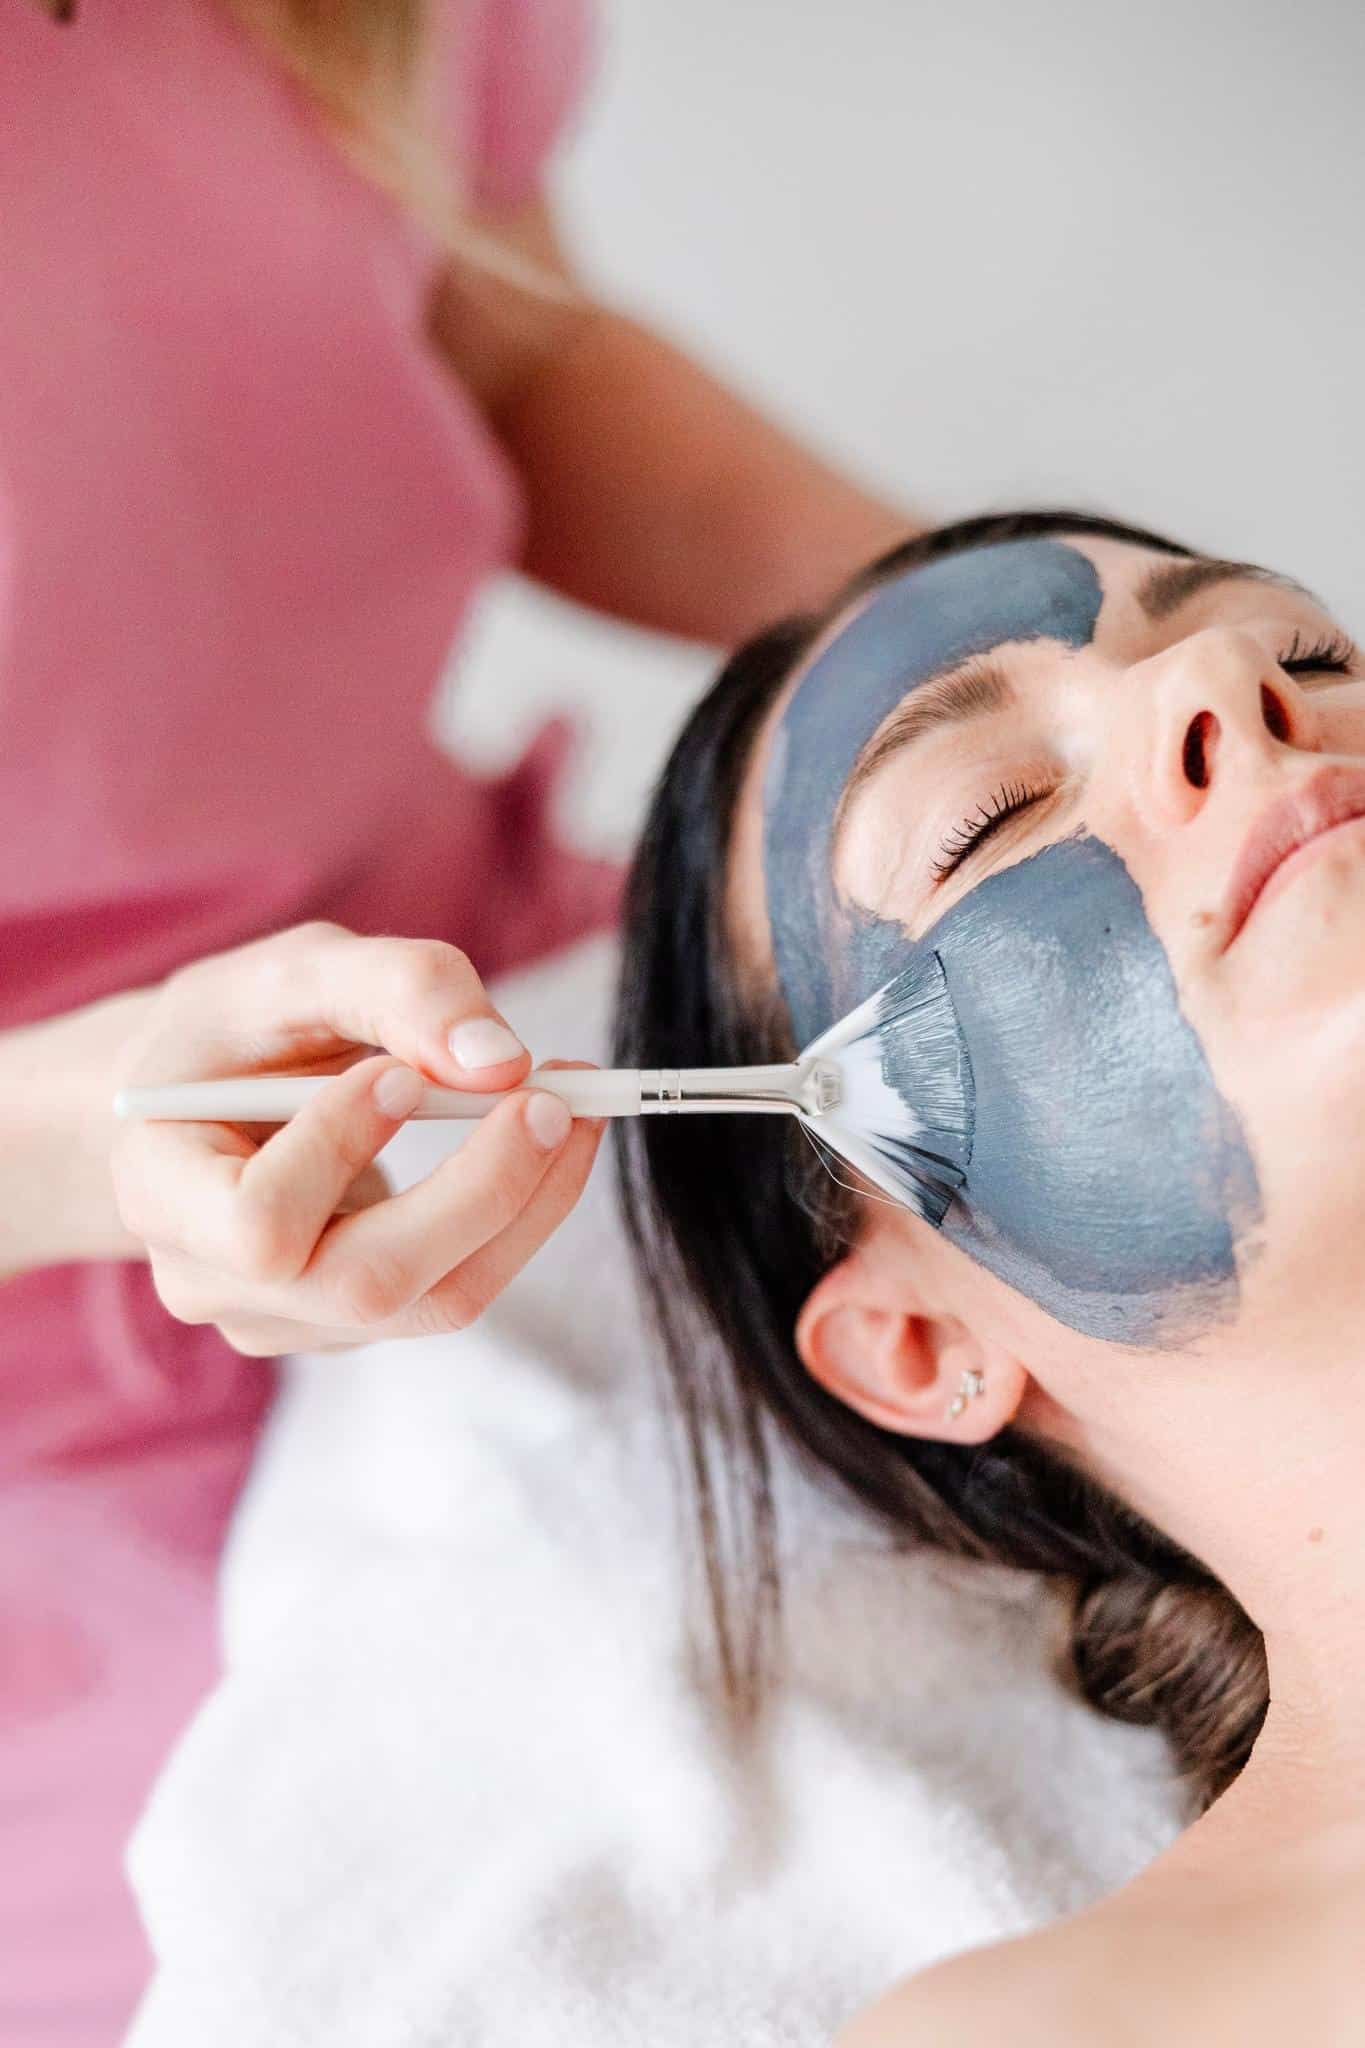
(443, 0, 597, 213)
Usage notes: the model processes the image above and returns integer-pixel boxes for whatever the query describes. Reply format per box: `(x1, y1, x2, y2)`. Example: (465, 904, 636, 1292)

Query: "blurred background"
(439, 0, 1364, 858)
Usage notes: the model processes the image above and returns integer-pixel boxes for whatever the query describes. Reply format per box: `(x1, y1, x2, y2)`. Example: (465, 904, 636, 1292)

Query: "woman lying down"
(614, 509, 1365, 2044)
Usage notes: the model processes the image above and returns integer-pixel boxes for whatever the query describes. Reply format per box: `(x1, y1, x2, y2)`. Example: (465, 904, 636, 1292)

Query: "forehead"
(726, 532, 1151, 1003)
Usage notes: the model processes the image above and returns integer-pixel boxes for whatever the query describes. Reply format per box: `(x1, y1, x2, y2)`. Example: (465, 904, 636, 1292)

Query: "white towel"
(126, 934, 1184, 2047)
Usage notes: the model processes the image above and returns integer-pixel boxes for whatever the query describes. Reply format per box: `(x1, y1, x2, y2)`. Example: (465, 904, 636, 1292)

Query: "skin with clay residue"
(761, 539, 1263, 1345)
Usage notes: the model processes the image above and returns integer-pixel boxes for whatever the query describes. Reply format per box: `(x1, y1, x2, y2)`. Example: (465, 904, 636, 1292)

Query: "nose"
(1117, 627, 1304, 829)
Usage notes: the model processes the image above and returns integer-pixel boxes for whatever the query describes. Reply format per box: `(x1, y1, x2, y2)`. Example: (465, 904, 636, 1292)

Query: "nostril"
(1182, 710, 1215, 789)
(1261, 683, 1291, 742)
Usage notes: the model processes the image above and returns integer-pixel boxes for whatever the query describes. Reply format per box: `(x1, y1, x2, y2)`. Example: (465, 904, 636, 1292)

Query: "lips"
(1221, 762, 1365, 952)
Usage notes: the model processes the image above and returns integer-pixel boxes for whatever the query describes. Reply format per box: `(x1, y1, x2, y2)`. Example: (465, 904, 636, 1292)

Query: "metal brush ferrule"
(637, 1061, 840, 1118)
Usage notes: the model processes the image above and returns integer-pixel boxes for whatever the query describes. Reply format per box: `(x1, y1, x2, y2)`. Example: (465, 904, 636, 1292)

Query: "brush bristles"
(799, 951, 974, 1228)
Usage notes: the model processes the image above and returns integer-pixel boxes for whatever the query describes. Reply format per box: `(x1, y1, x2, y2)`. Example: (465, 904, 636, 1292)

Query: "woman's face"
(727, 534, 1365, 1454)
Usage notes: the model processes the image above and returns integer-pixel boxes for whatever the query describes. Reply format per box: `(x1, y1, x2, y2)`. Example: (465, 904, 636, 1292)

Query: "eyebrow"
(835, 655, 1014, 823)
(1134, 555, 1319, 621)
(836, 557, 1327, 825)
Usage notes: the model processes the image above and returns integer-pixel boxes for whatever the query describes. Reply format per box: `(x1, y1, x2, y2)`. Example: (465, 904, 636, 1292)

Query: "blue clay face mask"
(761, 538, 1262, 1346)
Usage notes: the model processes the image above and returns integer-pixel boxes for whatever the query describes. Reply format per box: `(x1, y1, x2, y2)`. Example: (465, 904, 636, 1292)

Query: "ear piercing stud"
(946, 1367, 985, 1420)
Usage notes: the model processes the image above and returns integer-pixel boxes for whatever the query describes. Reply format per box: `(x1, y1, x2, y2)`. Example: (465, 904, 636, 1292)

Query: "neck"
(1231, 1522, 1365, 1842)
(1162, 1591, 1365, 1888)
(1049, 1337, 1365, 1848)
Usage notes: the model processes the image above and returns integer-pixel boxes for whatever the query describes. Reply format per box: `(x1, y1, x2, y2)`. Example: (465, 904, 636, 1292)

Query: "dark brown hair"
(614, 509, 1268, 1817)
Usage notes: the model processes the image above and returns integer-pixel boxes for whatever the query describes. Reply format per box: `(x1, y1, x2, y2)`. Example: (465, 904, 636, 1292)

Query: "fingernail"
(374, 1065, 423, 1119)
(447, 1018, 526, 1071)
(525, 1091, 572, 1151)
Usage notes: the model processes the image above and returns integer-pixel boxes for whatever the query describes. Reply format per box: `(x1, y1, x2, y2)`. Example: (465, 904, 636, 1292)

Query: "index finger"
(151, 924, 534, 1090)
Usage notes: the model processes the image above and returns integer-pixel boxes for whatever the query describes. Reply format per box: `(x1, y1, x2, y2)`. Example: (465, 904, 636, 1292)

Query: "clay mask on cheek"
(762, 539, 1262, 1345)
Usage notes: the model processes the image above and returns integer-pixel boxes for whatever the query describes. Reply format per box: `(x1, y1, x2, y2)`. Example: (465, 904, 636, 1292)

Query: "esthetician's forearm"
(496, 303, 918, 645)
(0, 992, 149, 1279)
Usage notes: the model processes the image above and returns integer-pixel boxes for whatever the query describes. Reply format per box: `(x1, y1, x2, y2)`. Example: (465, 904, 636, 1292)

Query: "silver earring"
(946, 1367, 986, 1420)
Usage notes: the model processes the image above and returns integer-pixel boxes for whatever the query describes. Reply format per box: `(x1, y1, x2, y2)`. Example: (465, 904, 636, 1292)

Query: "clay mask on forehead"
(762, 538, 1262, 1346)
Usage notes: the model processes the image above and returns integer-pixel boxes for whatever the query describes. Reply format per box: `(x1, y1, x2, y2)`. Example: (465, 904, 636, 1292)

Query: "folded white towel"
(126, 934, 1184, 2047)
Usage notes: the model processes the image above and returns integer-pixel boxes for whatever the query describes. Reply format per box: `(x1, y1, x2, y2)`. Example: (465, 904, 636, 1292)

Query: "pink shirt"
(0, 3, 616, 2039)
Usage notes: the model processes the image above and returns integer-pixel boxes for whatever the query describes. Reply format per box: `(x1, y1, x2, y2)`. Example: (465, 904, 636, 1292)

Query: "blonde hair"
(34, 0, 570, 297)
(228, 0, 455, 238)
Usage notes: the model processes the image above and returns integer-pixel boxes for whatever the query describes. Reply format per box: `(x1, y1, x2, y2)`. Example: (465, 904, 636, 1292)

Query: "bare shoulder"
(834, 1924, 1101, 2048)
(834, 1860, 1365, 2048)
(834, 1900, 1178, 2048)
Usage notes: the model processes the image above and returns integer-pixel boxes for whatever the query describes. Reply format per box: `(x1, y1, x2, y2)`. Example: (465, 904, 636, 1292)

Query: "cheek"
(859, 835, 1264, 1348)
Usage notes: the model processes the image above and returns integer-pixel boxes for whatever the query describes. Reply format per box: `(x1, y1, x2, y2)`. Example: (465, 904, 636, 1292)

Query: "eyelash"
(931, 778, 1046, 881)
(1278, 628, 1357, 676)
(929, 628, 1361, 883)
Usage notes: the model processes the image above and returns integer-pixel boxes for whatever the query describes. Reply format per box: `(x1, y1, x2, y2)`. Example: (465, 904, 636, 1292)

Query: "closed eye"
(1279, 628, 1358, 678)
(930, 779, 1052, 882)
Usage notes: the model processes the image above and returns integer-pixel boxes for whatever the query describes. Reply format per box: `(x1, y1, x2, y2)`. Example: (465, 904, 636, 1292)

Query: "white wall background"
(439, 0, 1365, 855)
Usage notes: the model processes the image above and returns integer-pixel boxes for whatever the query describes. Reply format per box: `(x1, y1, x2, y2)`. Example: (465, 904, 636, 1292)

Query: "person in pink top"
(0, 0, 913, 2039)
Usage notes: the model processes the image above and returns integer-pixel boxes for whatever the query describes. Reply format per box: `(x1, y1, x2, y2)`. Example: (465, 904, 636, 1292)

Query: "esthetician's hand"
(108, 920, 603, 1356)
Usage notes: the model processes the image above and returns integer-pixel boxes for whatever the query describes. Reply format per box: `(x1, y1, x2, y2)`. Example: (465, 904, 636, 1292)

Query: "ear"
(795, 1236, 1028, 1445)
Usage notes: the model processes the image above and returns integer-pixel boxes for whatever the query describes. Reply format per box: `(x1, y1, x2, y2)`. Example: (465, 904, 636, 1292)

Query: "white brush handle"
(113, 1068, 646, 1122)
